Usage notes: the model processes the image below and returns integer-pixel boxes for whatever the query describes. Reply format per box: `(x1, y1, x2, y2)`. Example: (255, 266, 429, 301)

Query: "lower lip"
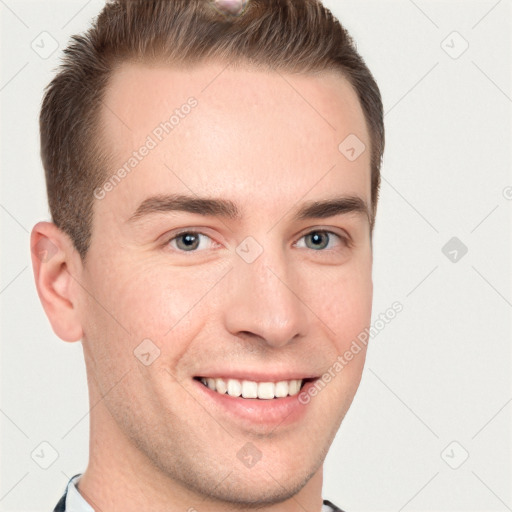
(193, 379, 317, 428)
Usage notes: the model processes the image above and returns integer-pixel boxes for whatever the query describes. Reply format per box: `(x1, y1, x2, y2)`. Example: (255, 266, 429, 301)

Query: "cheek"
(82, 254, 230, 360)
(306, 259, 373, 349)
(116, 259, 230, 334)
(306, 268, 371, 420)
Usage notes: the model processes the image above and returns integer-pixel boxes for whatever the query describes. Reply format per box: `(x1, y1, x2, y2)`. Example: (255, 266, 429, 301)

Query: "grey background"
(1, 0, 511, 510)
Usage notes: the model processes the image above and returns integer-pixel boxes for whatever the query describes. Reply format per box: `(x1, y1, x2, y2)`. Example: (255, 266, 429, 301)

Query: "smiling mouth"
(194, 376, 312, 400)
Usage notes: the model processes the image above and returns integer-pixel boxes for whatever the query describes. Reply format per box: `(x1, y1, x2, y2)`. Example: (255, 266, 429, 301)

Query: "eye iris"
(306, 231, 329, 250)
(176, 233, 200, 251)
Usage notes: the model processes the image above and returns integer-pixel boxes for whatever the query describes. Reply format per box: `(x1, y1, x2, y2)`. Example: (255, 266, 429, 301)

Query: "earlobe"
(30, 221, 84, 342)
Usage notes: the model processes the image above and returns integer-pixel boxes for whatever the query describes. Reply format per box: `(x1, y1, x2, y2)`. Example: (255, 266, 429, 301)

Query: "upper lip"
(194, 371, 319, 382)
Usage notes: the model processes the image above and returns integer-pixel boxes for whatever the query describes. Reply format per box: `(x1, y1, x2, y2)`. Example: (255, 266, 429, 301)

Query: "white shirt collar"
(66, 474, 95, 512)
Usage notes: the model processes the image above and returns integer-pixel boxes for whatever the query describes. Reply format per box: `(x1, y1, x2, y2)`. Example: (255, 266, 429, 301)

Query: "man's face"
(77, 61, 373, 504)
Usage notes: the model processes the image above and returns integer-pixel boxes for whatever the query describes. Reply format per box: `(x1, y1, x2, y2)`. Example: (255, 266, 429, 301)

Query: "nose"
(223, 247, 310, 348)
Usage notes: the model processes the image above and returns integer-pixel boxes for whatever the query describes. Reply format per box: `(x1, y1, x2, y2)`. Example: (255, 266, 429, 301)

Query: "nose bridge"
(223, 242, 309, 347)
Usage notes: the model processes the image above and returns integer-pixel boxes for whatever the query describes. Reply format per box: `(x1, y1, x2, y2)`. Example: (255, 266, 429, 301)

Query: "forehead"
(95, 61, 371, 224)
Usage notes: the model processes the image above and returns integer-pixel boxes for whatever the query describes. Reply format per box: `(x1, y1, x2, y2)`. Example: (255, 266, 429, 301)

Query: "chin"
(191, 458, 322, 508)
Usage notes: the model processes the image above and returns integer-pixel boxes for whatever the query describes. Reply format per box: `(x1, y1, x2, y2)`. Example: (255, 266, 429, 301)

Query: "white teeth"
(227, 379, 242, 397)
(206, 378, 216, 391)
(288, 379, 301, 396)
(275, 380, 289, 398)
(241, 380, 258, 398)
(258, 382, 275, 400)
(215, 378, 227, 395)
(200, 377, 304, 399)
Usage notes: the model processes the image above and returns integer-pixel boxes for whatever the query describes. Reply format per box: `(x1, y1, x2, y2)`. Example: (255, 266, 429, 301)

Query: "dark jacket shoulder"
(52, 492, 66, 512)
(323, 499, 346, 511)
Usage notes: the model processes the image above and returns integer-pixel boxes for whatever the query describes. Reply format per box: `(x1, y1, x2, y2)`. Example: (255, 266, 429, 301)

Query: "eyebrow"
(127, 193, 371, 225)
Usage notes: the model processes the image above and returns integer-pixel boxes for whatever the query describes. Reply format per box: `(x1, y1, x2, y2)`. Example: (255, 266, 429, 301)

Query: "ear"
(30, 221, 84, 342)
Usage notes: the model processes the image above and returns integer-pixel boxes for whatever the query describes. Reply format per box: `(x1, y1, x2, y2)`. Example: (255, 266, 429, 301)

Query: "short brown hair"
(40, 0, 384, 260)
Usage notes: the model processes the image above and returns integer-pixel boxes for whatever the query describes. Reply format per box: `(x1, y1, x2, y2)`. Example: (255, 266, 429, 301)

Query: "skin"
(31, 61, 373, 512)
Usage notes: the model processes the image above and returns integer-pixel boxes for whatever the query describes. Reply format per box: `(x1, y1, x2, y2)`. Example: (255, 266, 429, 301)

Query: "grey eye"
(304, 231, 331, 250)
(174, 232, 201, 251)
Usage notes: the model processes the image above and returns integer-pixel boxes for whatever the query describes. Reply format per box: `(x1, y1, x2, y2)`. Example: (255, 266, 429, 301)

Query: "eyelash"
(163, 229, 352, 254)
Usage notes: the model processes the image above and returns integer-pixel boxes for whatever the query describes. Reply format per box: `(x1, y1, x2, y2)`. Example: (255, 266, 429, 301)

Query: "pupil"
(179, 233, 199, 250)
(308, 232, 328, 250)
